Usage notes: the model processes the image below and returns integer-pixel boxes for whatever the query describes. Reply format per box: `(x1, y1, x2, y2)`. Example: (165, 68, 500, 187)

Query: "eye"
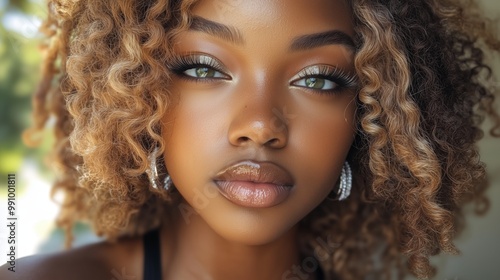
(168, 54, 230, 81)
(292, 77, 338, 90)
(290, 65, 357, 94)
(184, 67, 227, 79)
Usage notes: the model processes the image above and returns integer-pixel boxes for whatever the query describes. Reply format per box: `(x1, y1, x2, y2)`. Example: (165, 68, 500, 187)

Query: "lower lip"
(214, 180, 292, 208)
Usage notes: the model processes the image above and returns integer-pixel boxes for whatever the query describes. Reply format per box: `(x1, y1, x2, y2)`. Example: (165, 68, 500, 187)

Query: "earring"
(163, 174, 173, 191)
(327, 161, 352, 201)
(146, 147, 173, 191)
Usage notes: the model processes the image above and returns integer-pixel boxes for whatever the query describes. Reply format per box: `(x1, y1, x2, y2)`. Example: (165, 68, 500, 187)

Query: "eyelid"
(291, 65, 348, 80)
(289, 65, 358, 88)
(167, 53, 230, 77)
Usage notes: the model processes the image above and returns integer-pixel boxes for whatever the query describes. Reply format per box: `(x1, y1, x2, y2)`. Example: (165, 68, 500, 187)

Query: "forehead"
(189, 0, 354, 37)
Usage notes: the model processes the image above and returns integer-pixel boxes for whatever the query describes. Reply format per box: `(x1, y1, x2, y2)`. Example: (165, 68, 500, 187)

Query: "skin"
(162, 0, 356, 279)
(0, 0, 357, 279)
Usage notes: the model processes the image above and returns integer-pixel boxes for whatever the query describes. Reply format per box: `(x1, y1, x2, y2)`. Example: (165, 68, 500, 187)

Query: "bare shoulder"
(0, 235, 144, 280)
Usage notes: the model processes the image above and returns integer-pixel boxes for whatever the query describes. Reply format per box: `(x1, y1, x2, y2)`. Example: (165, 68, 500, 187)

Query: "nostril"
(239, 136, 250, 142)
(229, 125, 288, 148)
(268, 138, 279, 146)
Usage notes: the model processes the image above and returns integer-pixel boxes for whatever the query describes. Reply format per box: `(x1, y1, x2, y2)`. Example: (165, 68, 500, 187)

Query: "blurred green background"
(0, 0, 499, 279)
(0, 0, 46, 175)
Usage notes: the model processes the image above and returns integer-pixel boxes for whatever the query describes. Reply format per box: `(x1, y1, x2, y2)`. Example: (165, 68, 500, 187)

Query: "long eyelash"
(296, 65, 358, 92)
(167, 54, 226, 75)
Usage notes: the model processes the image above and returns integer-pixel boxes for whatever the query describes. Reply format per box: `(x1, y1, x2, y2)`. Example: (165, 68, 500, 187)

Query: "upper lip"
(213, 160, 294, 186)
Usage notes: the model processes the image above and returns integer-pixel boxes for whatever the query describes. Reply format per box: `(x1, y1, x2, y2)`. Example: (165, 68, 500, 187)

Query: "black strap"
(317, 266, 325, 280)
(143, 228, 162, 280)
(142, 228, 325, 280)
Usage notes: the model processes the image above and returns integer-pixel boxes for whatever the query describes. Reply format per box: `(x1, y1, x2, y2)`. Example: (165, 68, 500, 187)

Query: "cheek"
(161, 91, 225, 198)
(163, 84, 221, 151)
(289, 97, 356, 198)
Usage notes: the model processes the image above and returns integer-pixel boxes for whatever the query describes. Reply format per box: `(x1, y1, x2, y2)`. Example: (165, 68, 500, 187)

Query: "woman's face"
(162, 0, 356, 244)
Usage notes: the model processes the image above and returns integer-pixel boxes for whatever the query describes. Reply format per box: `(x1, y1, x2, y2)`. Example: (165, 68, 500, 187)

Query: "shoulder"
(0, 235, 143, 280)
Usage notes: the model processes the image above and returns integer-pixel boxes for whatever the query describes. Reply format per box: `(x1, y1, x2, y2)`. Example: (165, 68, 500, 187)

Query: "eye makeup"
(290, 65, 358, 94)
(167, 53, 230, 81)
(167, 53, 358, 95)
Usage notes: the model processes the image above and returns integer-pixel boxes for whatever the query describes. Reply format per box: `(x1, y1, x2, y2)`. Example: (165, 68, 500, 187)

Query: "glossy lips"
(213, 160, 294, 208)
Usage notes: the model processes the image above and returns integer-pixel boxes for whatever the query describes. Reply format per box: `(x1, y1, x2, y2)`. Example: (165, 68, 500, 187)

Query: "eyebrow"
(188, 16, 355, 51)
(189, 16, 244, 44)
(289, 30, 356, 52)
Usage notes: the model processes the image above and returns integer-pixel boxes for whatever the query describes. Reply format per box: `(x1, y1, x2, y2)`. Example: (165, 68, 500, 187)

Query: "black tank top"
(142, 228, 326, 280)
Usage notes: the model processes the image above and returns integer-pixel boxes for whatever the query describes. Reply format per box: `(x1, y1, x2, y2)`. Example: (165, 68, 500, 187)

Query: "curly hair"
(24, 0, 500, 279)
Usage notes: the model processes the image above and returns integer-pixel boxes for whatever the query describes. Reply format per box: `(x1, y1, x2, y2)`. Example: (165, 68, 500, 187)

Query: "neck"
(160, 205, 319, 280)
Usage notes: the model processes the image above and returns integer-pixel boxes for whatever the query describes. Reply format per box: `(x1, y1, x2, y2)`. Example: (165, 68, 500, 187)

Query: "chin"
(199, 199, 302, 246)
(211, 219, 294, 246)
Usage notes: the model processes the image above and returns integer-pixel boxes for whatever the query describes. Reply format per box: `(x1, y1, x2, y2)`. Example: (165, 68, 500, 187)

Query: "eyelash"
(168, 54, 229, 82)
(167, 54, 358, 94)
(291, 65, 358, 94)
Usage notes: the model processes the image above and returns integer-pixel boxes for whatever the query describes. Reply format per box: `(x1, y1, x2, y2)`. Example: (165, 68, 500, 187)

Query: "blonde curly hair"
(24, 0, 500, 279)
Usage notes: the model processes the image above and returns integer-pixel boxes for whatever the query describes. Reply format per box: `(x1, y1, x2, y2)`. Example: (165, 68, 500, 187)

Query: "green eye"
(293, 77, 337, 90)
(184, 67, 226, 78)
(305, 77, 325, 89)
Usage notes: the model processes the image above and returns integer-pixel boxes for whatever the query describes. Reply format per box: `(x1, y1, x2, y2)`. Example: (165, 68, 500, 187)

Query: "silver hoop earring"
(163, 174, 173, 192)
(328, 161, 352, 201)
(146, 147, 173, 191)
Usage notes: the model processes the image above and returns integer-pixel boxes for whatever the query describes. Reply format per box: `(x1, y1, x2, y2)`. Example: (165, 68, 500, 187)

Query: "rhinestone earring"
(146, 147, 173, 191)
(327, 161, 352, 201)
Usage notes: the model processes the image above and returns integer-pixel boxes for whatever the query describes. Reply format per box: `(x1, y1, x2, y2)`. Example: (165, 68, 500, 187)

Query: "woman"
(2, 0, 499, 279)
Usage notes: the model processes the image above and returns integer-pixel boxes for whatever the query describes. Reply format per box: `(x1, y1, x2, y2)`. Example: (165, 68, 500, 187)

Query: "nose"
(227, 83, 289, 149)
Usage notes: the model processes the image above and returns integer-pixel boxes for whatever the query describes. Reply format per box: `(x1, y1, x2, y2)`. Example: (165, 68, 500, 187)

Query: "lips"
(212, 160, 294, 208)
